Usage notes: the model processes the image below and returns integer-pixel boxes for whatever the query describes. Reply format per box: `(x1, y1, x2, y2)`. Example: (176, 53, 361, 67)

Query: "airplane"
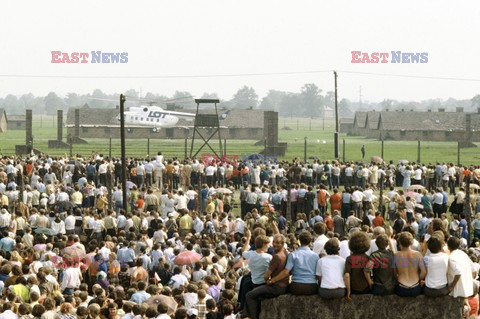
(118, 105, 231, 129)
(120, 105, 196, 127)
(89, 95, 230, 130)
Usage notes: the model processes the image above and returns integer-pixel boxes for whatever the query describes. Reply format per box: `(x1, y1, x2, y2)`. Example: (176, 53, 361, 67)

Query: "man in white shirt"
(313, 223, 329, 255)
(351, 188, 366, 218)
(169, 267, 189, 289)
(432, 188, 444, 218)
(205, 165, 215, 187)
(362, 185, 374, 217)
(344, 165, 354, 188)
(65, 211, 76, 235)
(61, 265, 82, 294)
(447, 236, 474, 298)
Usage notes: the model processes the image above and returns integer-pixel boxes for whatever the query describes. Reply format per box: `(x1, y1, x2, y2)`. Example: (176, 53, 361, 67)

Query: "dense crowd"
(0, 152, 479, 319)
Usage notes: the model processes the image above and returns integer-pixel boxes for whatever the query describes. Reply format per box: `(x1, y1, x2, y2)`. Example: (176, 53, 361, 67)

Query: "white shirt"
(65, 215, 76, 230)
(169, 274, 189, 289)
(205, 166, 215, 176)
(424, 252, 448, 289)
(414, 169, 423, 180)
(51, 220, 66, 235)
(186, 190, 197, 200)
(99, 246, 111, 260)
(448, 249, 474, 298)
(234, 218, 246, 234)
(316, 255, 346, 289)
(339, 240, 351, 259)
(351, 190, 366, 203)
(0, 310, 18, 319)
(61, 267, 82, 291)
(363, 189, 374, 202)
(313, 234, 329, 255)
(366, 239, 379, 256)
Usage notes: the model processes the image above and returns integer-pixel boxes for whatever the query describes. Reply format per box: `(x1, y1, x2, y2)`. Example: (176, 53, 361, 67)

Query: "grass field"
(0, 115, 478, 164)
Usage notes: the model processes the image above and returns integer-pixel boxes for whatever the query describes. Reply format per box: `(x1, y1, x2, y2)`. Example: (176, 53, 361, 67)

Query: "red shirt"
(324, 216, 334, 231)
(329, 193, 342, 212)
(372, 216, 385, 227)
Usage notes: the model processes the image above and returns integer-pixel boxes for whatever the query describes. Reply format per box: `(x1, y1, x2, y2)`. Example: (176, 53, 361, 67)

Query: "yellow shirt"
(71, 191, 83, 205)
(206, 202, 215, 213)
(179, 215, 193, 230)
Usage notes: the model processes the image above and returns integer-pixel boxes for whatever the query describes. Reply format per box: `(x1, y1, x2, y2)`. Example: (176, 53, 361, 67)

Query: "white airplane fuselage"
(120, 106, 195, 128)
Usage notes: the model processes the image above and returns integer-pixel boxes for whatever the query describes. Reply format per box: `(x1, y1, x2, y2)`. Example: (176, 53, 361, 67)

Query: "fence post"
(417, 140, 421, 163)
(304, 137, 307, 162)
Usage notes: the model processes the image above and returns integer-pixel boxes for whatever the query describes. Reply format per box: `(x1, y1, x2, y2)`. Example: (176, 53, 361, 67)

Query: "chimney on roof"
(456, 107, 464, 112)
(438, 108, 445, 112)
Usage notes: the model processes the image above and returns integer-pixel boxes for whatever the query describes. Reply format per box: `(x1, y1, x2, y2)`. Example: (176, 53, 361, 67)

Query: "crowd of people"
(0, 152, 479, 319)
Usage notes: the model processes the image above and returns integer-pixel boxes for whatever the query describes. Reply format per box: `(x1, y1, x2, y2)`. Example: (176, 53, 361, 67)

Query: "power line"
(0, 70, 332, 79)
(337, 70, 480, 82)
(0, 70, 479, 82)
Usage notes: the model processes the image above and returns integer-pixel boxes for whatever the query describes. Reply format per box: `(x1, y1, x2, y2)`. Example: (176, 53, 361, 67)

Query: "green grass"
(0, 115, 478, 164)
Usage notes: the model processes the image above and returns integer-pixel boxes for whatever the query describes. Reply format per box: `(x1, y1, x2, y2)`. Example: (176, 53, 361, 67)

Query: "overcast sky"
(1, 0, 479, 103)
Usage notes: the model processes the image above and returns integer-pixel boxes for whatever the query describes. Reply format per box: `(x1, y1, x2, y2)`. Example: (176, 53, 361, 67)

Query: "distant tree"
(19, 93, 36, 113)
(44, 92, 65, 115)
(171, 91, 196, 108)
(472, 94, 480, 109)
(338, 98, 353, 118)
(1, 95, 22, 114)
(279, 93, 301, 117)
(124, 89, 139, 99)
(88, 89, 112, 109)
(300, 83, 322, 116)
(200, 92, 219, 100)
(230, 86, 258, 108)
(323, 91, 335, 108)
(259, 90, 286, 111)
(380, 99, 395, 111)
(64, 93, 82, 108)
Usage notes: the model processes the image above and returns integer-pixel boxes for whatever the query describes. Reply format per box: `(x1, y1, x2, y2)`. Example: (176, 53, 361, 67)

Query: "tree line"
(0, 85, 479, 119)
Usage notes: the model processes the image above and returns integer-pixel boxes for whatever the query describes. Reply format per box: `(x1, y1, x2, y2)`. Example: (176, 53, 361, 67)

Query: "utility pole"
(120, 94, 127, 212)
(342, 139, 346, 162)
(334, 71, 339, 160)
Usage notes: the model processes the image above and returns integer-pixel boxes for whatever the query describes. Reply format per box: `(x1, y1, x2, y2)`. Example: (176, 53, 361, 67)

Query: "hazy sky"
(1, 0, 479, 103)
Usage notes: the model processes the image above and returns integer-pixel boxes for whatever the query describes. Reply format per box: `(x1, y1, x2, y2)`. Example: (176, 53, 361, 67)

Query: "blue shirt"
(242, 250, 272, 285)
(117, 247, 135, 263)
(130, 290, 151, 304)
(277, 216, 287, 230)
(285, 246, 319, 284)
(0, 237, 15, 252)
(442, 192, 448, 205)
